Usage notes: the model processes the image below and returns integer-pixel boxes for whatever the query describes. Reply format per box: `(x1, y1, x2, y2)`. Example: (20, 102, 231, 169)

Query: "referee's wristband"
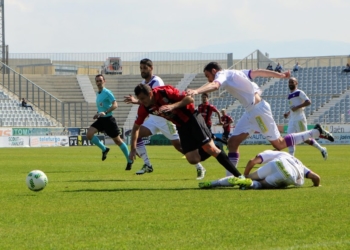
(104, 110, 109, 114)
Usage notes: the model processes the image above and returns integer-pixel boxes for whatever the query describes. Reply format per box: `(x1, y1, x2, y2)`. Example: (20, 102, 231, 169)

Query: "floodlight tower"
(0, 0, 5, 64)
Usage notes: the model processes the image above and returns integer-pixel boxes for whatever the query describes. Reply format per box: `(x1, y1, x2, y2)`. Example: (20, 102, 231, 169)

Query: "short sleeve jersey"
(221, 114, 233, 132)
(96, 88, 115, 117)
(135, 86, 195, 127)
(287, 89, 309, 121)
(141, 75, 165, 89)
(198, 102, 219, 126)
(214, 69, 261, 111)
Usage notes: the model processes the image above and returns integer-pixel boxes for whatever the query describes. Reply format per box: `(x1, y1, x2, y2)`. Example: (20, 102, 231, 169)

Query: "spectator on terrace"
(342, 63, 350, 74)
(21, 98, 33, 111)
(293, 62, 300, 72)
(275, 63, 283, 73)
(266, 63, 273, 71)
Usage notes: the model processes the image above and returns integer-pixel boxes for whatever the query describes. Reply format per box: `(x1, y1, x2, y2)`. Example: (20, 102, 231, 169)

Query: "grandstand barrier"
(0, 136, 69, 147)
(0, 127, 105, 147)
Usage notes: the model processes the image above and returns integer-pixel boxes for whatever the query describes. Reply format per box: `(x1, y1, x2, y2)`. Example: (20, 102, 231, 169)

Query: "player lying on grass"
(199, 150, 320, 189)
(129, 84, 243, 177)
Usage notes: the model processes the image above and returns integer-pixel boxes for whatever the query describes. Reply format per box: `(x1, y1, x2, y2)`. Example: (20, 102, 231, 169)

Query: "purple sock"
(228, 152, 240, 168)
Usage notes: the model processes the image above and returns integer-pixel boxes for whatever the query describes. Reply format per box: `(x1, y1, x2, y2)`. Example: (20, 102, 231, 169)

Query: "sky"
(5, 0, 350, 59)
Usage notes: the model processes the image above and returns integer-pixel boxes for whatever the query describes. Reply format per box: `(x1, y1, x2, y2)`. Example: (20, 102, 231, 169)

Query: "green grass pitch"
(0, 145, 349, 249)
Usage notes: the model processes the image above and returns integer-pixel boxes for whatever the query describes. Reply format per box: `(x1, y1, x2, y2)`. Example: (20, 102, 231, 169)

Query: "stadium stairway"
(175, 73, 197, 91)
(76, 75, 95, 103)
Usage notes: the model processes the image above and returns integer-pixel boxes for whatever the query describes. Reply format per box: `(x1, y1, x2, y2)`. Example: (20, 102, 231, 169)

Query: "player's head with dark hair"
(203, 62, 222, 82)
(95, 74, 105, 80)
(134, 83, 151, 96)
(134, 84, 153, 107)
(140, 58, 153, 67)
(203, 62, 222, 72)
(95, 74, 106, 91)
(201, 93, 209, 103)
(140, 58, 153, 80)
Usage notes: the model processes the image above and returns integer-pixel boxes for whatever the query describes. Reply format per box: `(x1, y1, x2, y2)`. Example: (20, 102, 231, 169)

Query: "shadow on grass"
(63, 187, 204, 192)
(62, 178, 193, 183)
(23, 171, 94, 174)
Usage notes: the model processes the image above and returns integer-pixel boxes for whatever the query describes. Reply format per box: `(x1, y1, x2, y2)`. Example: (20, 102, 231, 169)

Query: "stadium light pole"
(0, 0, 5, 64)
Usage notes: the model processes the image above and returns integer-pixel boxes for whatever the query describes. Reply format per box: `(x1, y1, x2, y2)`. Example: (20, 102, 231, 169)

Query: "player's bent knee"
(198, 147, 211, 161)
(138, 126, 152, 138)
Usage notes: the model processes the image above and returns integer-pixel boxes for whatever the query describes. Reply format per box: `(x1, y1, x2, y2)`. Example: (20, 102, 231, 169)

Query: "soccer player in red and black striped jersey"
(220, 109, 233, 142)
(198, 93, 227, 146)
(129, 84, 242, 177)
(198, 93, 221, 131)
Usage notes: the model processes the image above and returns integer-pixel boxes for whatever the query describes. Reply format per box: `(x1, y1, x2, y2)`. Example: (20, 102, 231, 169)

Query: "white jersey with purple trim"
(141, 75, 165, 89)
(287, 89, 309, 121)
(257, 150, 310, 186)
(214, 69, 261, 111)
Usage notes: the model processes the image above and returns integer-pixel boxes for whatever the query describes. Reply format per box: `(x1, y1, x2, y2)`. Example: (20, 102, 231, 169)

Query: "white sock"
(136, 139, 151, 166)
(195, 163, 205, 170)
(288, 146, 295, 156)
(287, 129, 320, 146)
(252, 180, 262, 189)
(309, 138, 323, 151)
(211, 176, 234, 187)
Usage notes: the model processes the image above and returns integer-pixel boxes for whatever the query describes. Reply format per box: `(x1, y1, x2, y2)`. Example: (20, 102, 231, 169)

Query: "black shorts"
(91, 116, 121, 138)
(177, 112, 212, 154)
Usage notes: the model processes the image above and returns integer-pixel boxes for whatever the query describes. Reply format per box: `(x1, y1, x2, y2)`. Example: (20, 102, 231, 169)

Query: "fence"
(8, 52, 229, 75)
(0, 62, 91, 127)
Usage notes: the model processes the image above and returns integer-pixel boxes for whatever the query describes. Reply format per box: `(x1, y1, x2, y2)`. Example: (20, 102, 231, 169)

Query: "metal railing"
(7, 52, 229, 75)
(0, 62, 90, 127)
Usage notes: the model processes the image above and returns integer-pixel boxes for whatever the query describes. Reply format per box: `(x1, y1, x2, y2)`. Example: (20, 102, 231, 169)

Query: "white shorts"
(142, 115, 179, 141)
(232, 100, 280, 141)
(287, 119, 307, 134)
(257, 160, 296, 187)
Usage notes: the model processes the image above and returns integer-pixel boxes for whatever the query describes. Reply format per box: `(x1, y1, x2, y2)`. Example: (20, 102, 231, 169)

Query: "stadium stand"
(0, 90, 55, 127)
(228, 66, 350, 125)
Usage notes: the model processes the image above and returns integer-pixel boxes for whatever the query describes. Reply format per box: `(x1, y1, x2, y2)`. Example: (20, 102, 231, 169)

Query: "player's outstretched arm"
(250, 69, 291, 79)
(159, 96, 194, 113)
(186, 81, 220, 96)
(124, 94, 139, 105)
(129, 123, 141, 161)
(306, 171, 321, 187)
(244, 156, 263, 176)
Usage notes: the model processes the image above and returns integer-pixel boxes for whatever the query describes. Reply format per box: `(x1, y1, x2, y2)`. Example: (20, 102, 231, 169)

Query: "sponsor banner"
(317, 133, 350, 145)
(30, 136, 70, 147)
(283, 124, 350, 133)
(149, 134, 171, 145)
(69, 135, 105, 146)
(0, 128, 12, 137)
(12, 127, 68, 136)
(0, 136, 30, 147)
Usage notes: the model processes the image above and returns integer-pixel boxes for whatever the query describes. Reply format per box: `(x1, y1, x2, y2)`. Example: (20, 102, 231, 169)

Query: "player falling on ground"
(186, 62, 334, 175)
(283, 77, 327, 159)
(199, 150, 320, 189)
(124, 58, 206, 179)
(86, 74, 133, 170)
(129, 84, 242, 178)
